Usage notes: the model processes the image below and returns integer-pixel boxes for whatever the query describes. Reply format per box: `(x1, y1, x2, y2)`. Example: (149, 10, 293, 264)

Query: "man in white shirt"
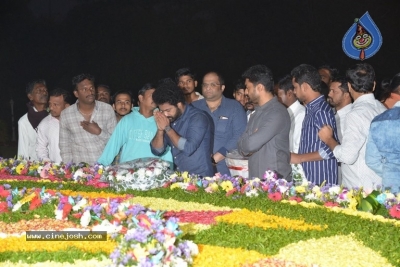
(18, 80, 49, 160)
(276, 75, 305, 153)
(36, 88, 70, 163)
(319, 63, 386, 190)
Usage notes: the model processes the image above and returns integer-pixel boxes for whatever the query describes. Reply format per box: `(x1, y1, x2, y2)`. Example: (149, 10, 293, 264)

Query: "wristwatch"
(164, 125, 172, 132)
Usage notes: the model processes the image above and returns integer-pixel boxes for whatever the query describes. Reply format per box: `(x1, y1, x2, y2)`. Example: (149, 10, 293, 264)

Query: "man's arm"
(365, 135, 383, 177)
(97, 119, 127, 166)
(59, 113, 72, 163)
(36, 120, 50, 161)
(150, 111, 169, 155)
(238, 109, 285, 156)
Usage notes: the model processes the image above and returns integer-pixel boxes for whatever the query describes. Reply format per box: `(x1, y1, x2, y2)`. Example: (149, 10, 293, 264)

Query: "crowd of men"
(17, 63, 400, 192)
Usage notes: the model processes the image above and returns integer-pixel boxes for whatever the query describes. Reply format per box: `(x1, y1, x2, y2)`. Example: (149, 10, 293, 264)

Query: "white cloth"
(195, 91, 204, 100)
(335, 104, 352, 143)
(36, 115, 62, 163)
(287, 100, 305, 153)
(333, 94, 386, 190)
(17, 113, 38, 160)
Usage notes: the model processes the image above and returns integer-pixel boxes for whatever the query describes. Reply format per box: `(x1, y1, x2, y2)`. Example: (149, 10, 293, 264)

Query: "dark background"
(1, 0, 399, 144)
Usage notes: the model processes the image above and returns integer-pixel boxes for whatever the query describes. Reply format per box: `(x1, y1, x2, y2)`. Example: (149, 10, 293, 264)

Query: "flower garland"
(166, 170, 400, 220)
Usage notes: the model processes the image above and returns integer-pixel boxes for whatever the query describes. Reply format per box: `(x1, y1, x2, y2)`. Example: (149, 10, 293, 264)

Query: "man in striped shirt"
(290, 64, 339, 185)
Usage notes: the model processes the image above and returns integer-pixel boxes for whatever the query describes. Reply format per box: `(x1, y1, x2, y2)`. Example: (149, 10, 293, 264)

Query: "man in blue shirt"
(150, 80, 214, 176)
(98, 83, 173, 166)
(290, 64, 338, 185)
(192, 72, 247, 175)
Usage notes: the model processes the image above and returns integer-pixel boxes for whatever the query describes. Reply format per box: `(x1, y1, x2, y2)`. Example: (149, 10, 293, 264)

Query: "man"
(318, 65, 339, 86)
(233, 80, 247, 107)
(112, 90, 133, 122)
(97, 84, 111, 104)
(98, 84, 172, 166)
(59, 74, 117, 164)
(290, 64, 338, 185)
(276, 75, 305, 153)
(192, 72, 247, 175)
(36, 88, 70, 163)
(150, 80, 214, 176)
(18, 79, 49, 160)
(237, 65, 291, 180)
(175, 68, 203, 104)
(319, 63, 386, 190)
(366, 73, 400, 191)
(327, 77, 353, 144)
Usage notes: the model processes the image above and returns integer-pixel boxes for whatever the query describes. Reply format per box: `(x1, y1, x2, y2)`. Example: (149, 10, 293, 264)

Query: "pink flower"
(0, 202, 8, 213)
(226, 188, 237, 197)
(389, 204, 400, 219)
(324, 201, 339, 207)
(187, 184, 198, 192)
(268, 192, 282, 202)
(289, 196, 302, 203)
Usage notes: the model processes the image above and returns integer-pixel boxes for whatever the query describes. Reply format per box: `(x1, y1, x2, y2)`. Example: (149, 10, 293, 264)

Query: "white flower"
(278, 185, 288, 194)
(92, 219, 122, 234)
(301, 178, 309, 187)
(12, 202, 22, 212)
(80, 210, 91, 227)
(329, 186, 340, 195)
(154, 168, 162, 176)
(137, 168, 146, 177)
(246, 189, 259, 197)
(55, 209, 64, 220)
(145, 170, 153, 177)
(73, 169, 84, 181)
(115, 173, 125, 181)
(305, 193, 316, 201)
(170, 257, 188, 267)
(186, 240, 199, 256)
(386, 192, 395, 200)
(72, 198, 88, 211)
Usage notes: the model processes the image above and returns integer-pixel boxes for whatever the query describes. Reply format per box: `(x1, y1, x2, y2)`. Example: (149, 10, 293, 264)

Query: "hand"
(154, 111, 170, 131)
(290, 153, 302, 164)
(318, 125, 333, 143)
(80, 120, 101, 135)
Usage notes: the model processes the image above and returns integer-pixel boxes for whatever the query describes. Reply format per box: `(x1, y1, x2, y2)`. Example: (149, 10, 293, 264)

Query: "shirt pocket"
(216, 119, 229, 134)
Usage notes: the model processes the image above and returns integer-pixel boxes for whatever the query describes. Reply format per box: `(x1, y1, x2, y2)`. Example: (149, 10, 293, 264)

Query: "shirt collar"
(305, 95, 324, 110)
(394, 101, 400, 108)
(288, 100, 303, 113)
(336, 103, 352, 116)
(75, 100, 99, 112)
(256, 96, 278, 111)
(353, 93, 375, 105)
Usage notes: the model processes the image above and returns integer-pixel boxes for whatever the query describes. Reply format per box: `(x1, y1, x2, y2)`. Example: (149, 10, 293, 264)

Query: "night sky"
(1, 0, 399, 142)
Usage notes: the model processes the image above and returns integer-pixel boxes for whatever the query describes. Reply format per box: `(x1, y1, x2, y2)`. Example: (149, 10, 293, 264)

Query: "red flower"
(289, 196, 303, 203)
(261, 185, 269, 192)
(29, 196, 42, 210)
(72, 213, 82, 219)
(0, 189, 10, 198)
(163, 182, 172, 188)
(0, 202, 8, 213)
(324, 201, 339, 207)
(226, 188, 237, 197)
(187, 184, 198, 192)
(240, 184, 248, 194)
(268, 192, 282, 202)
(62, 202, 73, 219)
(20, 168, 28, 175)
(389, 204, 400, 219)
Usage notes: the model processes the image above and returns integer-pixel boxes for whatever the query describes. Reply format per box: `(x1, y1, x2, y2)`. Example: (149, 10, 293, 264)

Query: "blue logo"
(342, 12, 382, 61)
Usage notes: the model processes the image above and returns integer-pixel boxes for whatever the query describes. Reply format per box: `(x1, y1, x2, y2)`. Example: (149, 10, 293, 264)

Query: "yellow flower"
(98, 168, 103, 174)
(210, 183, 219, 192)
(16, 163, 25, 174)
(347, 190, 354, 199)
(220, 181, 233, 192)
(29, 164, 39, 171)
(170, 183, 181, 190)
(295, 186, 306, 193)
(20, 192, 36, 204)
(349, 198, 358, 210)
(182, 171, 190, 183)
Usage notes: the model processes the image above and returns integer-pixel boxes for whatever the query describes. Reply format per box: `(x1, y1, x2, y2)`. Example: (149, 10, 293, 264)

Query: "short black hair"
(72, 74, 95, 91)
(242, 64, 274, 93)
(318, 65, 339, 80)
(234, 79, 245, 93)
(26, 79, 46, 95)
(346, 63, 375, 93)
(175, 68, 196, 83)
(291, 64, 321, 92)
(138, 83, 156, 96)
(277, 75, 294, 93)
(97, 84, 111, 94)
(112, 90, 133, 104)
(49, 88, 71, 104)
(331, 76, 349, 93)
(152, 79, 185, 106)
(204, 71, 225, 85)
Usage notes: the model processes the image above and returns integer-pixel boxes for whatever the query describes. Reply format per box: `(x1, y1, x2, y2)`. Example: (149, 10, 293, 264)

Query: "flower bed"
(0, 158, 399, 266)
